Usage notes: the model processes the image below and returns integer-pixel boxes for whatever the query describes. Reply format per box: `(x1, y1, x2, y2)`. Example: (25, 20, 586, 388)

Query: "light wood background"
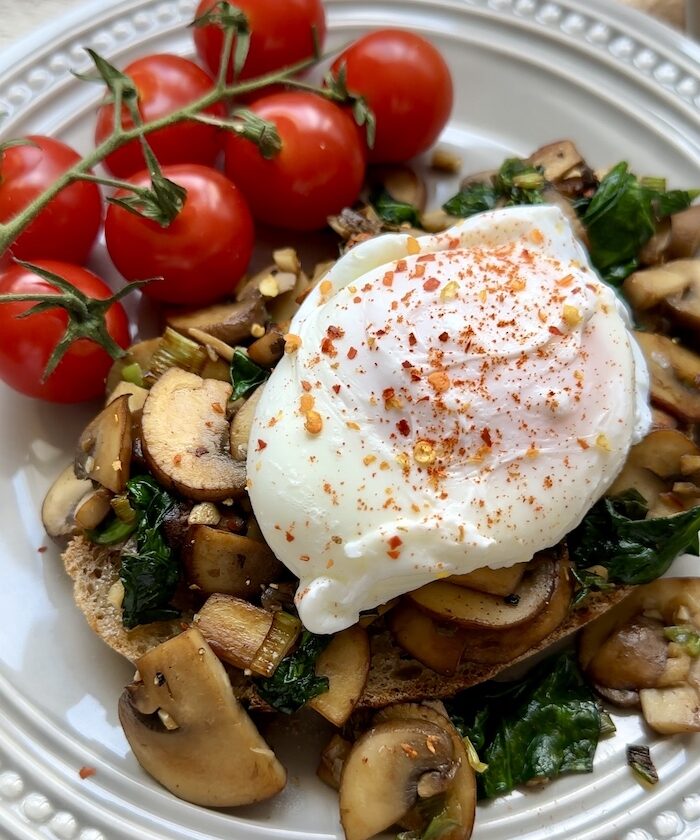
(0, 0, 688, 49)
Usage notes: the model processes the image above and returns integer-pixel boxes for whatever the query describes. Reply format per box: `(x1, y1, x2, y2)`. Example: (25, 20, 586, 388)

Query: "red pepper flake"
(387, 549, 401, 560)
(79, 766, 97, 780)
(388, 535, 403, 550)
(256, 439, 267, 451)
(402, 360, 413, 369)
(382, 271, 394, 287)
(327, 325, 345, 339)
(480, 428, 492, 448)
(353, 295, 362, 304)
(301, 380, 312, 392)
(423, 278, 440, 292)
(408, 332, 417, 347)
(438, 331, 449, 342)
(300, 554, 310, 562)
(173, 453, 182, 466)
(413, 264, 426, 279)
(285, 531, 295, 542)
(397, 418, 410, 437)
(37, 546, 47, 554)
(347, 347, 358, 360)
(577, 438, 590, 450)
(417, 253, 436, 262)
(383, 387, 396, 401)
(396, 259, 407, 272)
(211, 402, 224, 415)
(332, 384, 341, 394)
(321, 337, 337, 356)
(548, 326, 563, 336)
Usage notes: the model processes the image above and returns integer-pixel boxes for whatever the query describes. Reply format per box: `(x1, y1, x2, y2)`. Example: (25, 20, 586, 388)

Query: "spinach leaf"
(372, 188, 421, 227)
(119, 475, 181, 629)
(582, 162, 699, 285)
(230, 347, 270, 401)
(442, 183, 499, 219)
(568, 489, 700, 592)
(442, 158, 544, 219)
(446, 653, 600, 800)
(255, 630, 330, 713)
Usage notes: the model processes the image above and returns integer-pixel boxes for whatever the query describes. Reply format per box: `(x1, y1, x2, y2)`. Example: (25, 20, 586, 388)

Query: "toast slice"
(62, 535, 631, 707)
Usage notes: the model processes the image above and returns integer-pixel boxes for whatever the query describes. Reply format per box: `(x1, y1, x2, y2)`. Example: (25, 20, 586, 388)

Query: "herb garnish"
(446, 653, 600, 800)
(255, 630, 330, 713)
(230, 347, 270, 401)
(371, 188, 421, 227)
(119, 475, 181, 629)
(442, 158, 545, 219)
(568, 490, 700, 604)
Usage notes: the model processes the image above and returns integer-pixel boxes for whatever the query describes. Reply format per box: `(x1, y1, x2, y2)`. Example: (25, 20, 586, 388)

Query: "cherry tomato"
(0, 261, 130, 403)
(95, 54, 225, 179)
(224, 92, 366, 231)
(0, 136, 103, 264)
(331, 30, 453, 164)
(193, 0, 325, 83)
(105, 164, 254, 305)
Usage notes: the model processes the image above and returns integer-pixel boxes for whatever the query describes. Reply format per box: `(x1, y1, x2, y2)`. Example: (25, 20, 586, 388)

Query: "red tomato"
(224, 92, 366, 231)
(105, 164, 254, 305)
(193, 0, 325, 82)
(95, 54, 225, 179)
(331, 30, 453, 163)
(0, 137, 103, 264)
(0, 261, 130, 403)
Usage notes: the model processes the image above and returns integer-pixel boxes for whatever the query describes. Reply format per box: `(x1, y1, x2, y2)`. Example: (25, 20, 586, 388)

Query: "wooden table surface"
(0, 0, 689, 49)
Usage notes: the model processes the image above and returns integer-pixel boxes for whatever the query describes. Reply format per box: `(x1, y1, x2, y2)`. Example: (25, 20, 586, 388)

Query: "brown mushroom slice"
(318, 734, 352, 790)
(106, 381, 149, 414)
(166, 296, 267, 346)
(41, 465, 94, 537)
(640, 684, 700, 734)
(594, 685, 641, 709)
(141, 368, 245, 501)
(585, 616, 668, 690)
(633, 331, 700, 422)
(407, 555, 556, 629)
(74, 488, 113, 531)
(623, 264, 692, 312)
(638, 218, 672, 267)
(372, 703, 476, 840)
(607, 461, 667, 507)
(449, 562, 527, 596)
(183, 525, 284, 599)
(370, 165, 427, 212)
(308, 626, 370, 726)
(106, 337, 160, 394)
(248, 327, 285, 368)
(339, 719, 457, 840)
(119, 627, 286, 806)
(230, 385, 265, 461)
(627, 428, 700, 479)
(650, 407, 678, 431)
(667, 206, 700, 260)
(528, 140, 583, 182)
(459, 554, 573, 664)
(662, 260, 700, 330)
(75, 395, 132, 494)
(388, 601, 468, 676)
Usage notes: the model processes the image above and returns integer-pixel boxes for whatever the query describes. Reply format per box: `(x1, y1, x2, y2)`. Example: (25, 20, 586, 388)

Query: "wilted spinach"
(256, 630, 330, 713)
(442, 158, 544, 219)
(446, 653, 601, 800)
(119, 475, 181, 629)
(372, 188, 421, 227)
(230, 347, 270, 401)
(568, 489, 700, 604)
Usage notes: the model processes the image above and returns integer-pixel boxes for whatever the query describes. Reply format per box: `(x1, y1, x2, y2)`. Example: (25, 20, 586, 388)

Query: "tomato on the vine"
(0, 261, 130, 403)
(224, 92, 366, 231)
(95, 54, 225, 179)
(193, 0, 325, 83)
(105, 164, 254, 306)
(0, 136, 103, 265)
(331, 30, 453, 164)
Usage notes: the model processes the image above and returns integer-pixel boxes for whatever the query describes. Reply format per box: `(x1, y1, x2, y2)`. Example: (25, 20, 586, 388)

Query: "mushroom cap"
(119, 627, 286, 807)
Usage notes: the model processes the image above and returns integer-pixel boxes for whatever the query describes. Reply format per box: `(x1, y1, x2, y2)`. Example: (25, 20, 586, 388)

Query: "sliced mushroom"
(667, 206, 700, 260)
(106, 381, 149, 414)
(194, 593, 274, 671)
(449, 562, 527, 596)
(388, 601, 468, 676)
(74, 488, 113, 531)
(308, 625, 370, 726)
(542, 187, 588, 245)
(528, 140, 583, 182)
(75, 394, 132, 494)
(640, 683, 700, 733)
(318, 734, 352, 790)
(247, 327, 285, 368)
(586, 616, 668, 690)
(118, 627, 286, 806)
(638, 218, 672, 267)
(230, 385, 265, 461)
(41, 465, 94, 537)
(623, 262, 692, 312)
(339, 719, 457, 840)
(182, 524, 284, 598)
(369, 165, 427, 212)
(663, 260, 700, 330)
(407, 555, 556, 629)
(141, 368, 245, 501)
(594, 685, 640, 709)
(633, 331, 700, 422)
(626, 428, 700, 479)
(166, 296, 268, 346)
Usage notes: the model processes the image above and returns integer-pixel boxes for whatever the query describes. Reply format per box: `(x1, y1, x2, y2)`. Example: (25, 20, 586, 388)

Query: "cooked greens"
(255, 630, 330, 714)
(446, 653, 601, 800)
(230, 347, 270, 401)
(372, 188, 421, 227)
(664, 625, 700, 656)
(442, 158, 544, 219)
(627, 745, 658, 785)
(119, 475, 181, 629)
(568, 489, 700, 604)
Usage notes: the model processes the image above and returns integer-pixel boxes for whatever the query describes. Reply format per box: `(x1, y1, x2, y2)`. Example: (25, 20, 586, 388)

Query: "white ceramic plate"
(1, 1, 700, 838)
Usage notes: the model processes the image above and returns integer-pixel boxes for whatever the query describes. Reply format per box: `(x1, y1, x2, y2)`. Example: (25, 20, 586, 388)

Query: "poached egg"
(247, 205, 651, 634)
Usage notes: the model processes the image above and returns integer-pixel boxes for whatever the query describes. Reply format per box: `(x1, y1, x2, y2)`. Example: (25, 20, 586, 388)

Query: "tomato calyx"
(191, 1, 251, 82)
(323, 63, 376, 150)
(0, 261, 147, 381)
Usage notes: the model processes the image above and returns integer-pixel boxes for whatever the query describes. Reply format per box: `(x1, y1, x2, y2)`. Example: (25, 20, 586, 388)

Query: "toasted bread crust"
(62, 535, 632, 706)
